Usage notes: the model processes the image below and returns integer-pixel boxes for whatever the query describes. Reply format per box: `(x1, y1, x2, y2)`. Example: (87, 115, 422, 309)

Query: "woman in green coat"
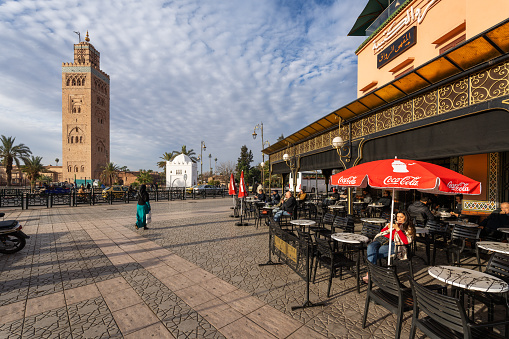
(135, 184, 150, 229)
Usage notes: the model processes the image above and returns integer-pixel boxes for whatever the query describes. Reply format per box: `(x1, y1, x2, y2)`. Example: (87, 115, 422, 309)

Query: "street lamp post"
(214, 158, 217, 175)
(208, 154, 212, 176)
(252, 122, 270, 189)
(200, 141, 206, 182)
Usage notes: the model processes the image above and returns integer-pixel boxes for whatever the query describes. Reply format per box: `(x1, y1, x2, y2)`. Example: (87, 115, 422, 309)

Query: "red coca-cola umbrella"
(236, 171, 249, 226)
(238, 171, 247, 198)
(330, 157, 481, 264)
(228, 174, 237, 195)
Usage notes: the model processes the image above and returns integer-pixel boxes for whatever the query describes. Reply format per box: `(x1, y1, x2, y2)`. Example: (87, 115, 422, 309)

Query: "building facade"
(264, 0, 509, 217)
(62, 32, 110, 183)
(166, 154, 197, 188)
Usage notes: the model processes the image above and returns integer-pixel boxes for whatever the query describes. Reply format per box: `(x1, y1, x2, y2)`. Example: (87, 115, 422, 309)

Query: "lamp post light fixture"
(332, 118, 352, 162)
(200, 141, 206, 181)
(253, 122, 270, 187)
(283, 152, 298, 193)
(208, 154, 212, 176)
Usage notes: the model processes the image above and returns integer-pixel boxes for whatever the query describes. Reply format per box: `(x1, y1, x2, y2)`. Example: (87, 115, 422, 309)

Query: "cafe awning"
(263, 18, 509, 157)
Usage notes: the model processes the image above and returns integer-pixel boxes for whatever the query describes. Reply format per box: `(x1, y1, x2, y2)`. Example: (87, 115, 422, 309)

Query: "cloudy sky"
(0, 0, 365, 172)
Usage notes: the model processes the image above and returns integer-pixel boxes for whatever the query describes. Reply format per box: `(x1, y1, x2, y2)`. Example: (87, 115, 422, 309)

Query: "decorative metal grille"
(438, 78, 469, 114)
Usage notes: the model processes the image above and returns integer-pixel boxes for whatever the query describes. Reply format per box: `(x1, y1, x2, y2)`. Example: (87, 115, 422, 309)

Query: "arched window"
(77, 107, 81, 113)
(79, 136, 82, 143)
(66, 79, 70, 86)
(82, 78, 85, 86)
(76, 78, 81, 86)
(75, 136, 79, 143)
(68, 166, 72, 172)
(74, 166, 78, 172)
(72, 79, 76, 86)
(70, 137, 73, 144)
(81, 166, 84, 172)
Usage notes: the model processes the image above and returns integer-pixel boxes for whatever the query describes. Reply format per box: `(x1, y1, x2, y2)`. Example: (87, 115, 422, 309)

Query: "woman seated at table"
(362, 211, 415, 283)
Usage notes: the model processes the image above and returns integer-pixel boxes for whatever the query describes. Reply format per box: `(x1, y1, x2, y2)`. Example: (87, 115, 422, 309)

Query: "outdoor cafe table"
(429, 265, 509, 293)
(497, 228, 509, 241)
(367, 203, 384, 217)
(360, 218, 387, 226)
(290, 219, 316, 233)
(262, 206, 277, 218)
(477, 241, 509, 255)
(448, 220, 479, 227)
(331, 233, 369, 244)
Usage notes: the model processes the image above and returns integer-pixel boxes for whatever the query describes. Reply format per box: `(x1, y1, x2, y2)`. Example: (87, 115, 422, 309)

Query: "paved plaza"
(0, 198, 494, 338)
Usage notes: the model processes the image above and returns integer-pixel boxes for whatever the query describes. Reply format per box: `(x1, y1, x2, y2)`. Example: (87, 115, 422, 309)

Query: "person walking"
(135, 184, 151, 230)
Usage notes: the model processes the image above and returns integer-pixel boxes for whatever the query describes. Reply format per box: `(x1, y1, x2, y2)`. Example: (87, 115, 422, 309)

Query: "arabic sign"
(373, 0, 436, 52)
(377, 26, 416, 69)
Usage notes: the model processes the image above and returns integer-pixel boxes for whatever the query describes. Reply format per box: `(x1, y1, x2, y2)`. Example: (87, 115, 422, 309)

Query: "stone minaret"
(62, 31, 110, 183)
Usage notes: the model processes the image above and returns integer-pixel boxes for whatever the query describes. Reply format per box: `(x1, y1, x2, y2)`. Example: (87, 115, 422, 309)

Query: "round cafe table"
(448, 220, 479, 227)
(331, 233, 369, 244)
(428, 265, 509, 293)
(360, 218, 387, 226)
(476, 241, 509, 255)
(290, 219, 316, 233)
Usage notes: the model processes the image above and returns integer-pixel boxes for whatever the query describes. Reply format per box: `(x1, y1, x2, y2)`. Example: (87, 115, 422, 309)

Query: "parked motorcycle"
(0, 213, 30, 254)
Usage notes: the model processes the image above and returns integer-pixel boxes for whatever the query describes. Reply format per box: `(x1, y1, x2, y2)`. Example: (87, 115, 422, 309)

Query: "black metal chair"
(312, 212, 335, 239)
(254, 204, 270, 229)
(446, 224, 482, 271)
(426, 220, 449, 265)
(362, 261, 413, 339)
(410, 278, 509, 339)
(334, 216, 355, 233)
(473, 252, 509, 323)
(313, 237, 357, 296)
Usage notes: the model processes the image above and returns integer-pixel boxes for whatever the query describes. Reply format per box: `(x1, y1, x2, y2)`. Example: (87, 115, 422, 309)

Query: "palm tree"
(0, 135, 32, 186)
(100, 162, 119, 186)
(136, 169, 154, 185)
(157, 152, 174, 169)
(171, 145, 198, 162)
(22, 156, 45, 191)
(55, 158, 59, 166)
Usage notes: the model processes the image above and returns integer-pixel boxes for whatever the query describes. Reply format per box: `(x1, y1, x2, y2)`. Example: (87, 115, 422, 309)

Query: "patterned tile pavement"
(0, 198, 502, 338)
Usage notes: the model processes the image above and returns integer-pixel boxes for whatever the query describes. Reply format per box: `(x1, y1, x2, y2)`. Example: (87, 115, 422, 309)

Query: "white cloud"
(0, 0, 364, 172)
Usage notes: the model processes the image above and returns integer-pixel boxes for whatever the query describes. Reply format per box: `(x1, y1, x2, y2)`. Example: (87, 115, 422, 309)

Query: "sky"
(0, 0, 365, 172)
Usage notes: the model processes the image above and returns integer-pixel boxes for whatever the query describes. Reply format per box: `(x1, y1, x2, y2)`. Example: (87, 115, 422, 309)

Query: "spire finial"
(85, 31, 90, 42)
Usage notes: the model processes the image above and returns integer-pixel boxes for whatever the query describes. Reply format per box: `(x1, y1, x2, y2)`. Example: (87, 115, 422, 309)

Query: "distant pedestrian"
(135, 184, 151, 230)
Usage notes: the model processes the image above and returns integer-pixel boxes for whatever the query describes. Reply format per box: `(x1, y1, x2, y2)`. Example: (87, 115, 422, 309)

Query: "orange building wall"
(355, 0, 507, 97)
(462, 154, 488, 201)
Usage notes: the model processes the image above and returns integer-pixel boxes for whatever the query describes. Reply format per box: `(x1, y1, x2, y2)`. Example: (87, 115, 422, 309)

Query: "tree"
(217, 161, 235, 177)
(236, 145, 253, 183)
(100, 162, 119, 186)
(157, 152, 173, 169)
(55, 158, 59, 166)
(136, 169, 153, 185)
(21, 156, 45, 191)
(171, 145, 198, 162)
(0, 135, 32, 186)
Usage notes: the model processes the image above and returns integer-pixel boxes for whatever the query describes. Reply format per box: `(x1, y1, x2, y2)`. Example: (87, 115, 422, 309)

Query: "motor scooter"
(0, 213, 30, 254)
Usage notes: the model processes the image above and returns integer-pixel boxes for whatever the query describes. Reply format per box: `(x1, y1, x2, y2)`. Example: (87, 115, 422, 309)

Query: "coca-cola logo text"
(383, 176, 421, 186)
(336, 176, 357, 185)
(447, 181, 470, 192)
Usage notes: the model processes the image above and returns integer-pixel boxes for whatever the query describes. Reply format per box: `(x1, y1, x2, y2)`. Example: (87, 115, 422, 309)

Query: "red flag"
(228, 174, 237, 195)
(238, 171, 247, 198)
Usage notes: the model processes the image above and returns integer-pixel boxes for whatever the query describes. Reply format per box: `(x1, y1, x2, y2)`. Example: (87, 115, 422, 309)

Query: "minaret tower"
(62, 31, 110, 183)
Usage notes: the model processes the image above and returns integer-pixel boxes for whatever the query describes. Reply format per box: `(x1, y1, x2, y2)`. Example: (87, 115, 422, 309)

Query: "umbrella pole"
(388, 188, 395, 266)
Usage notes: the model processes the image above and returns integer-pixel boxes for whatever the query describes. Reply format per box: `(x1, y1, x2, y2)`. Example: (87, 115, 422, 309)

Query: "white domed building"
(166, 154, 197, 188)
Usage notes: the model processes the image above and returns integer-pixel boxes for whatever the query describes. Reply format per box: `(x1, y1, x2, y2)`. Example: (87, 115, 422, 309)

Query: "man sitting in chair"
(274, 191, 297, 222)
(481, 202, 509, 240)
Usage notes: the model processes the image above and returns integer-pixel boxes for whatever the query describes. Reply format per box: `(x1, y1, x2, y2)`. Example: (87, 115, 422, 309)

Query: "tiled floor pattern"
(0, 199, 498, 338)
